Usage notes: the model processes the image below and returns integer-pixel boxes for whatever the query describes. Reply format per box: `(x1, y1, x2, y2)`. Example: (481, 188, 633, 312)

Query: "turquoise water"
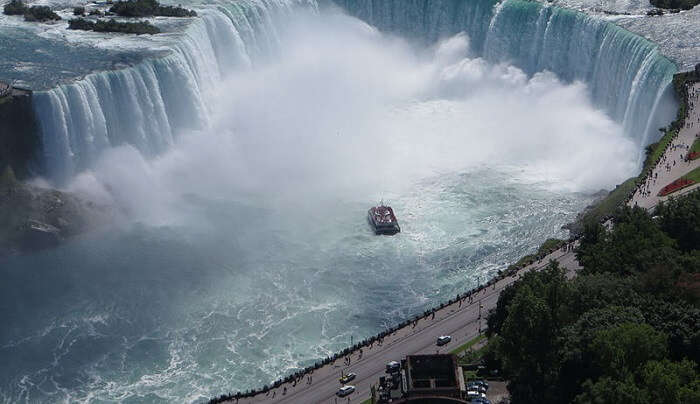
(0, 169, 592, 402)
(0, 0, 687, 402)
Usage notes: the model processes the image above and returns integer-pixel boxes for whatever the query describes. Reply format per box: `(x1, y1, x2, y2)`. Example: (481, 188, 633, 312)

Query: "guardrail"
(208, 75, 700, 404)
(207, 233, 582, 403)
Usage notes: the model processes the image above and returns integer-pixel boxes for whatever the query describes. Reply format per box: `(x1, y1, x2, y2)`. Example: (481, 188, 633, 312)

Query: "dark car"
(386, 361, 400, 373)
(436, 335, 452, 346)
(467, 382, 487, 393)
(472, 379, 489, 391)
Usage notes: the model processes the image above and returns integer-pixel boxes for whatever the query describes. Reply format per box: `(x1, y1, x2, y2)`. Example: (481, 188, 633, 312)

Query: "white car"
(436, 335, 452, 346)
(386, 361, 400, 373)
(467, 390, 487, 399)
(336, 385, 356, 397)
(339, 372, 356, 384)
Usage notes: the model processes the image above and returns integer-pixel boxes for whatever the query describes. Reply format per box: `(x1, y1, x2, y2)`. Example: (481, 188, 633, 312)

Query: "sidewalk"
(630, 81, 700, 209)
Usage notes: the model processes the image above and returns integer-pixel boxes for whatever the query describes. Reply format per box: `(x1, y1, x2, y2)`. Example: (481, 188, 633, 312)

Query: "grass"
(643, 129, 677, 173)
(578, 177, 638, 226)
(361, 398, 372, 404)
(687, 166, 700, 182)
(566, 71, 698, 233)
(464, 369, 478, 380)
(690, 138, 700, 160)
(451, 334, 486, 356)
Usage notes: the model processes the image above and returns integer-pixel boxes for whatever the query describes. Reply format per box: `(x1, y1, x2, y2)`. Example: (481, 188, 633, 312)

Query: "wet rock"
(0, 166, 111, 255)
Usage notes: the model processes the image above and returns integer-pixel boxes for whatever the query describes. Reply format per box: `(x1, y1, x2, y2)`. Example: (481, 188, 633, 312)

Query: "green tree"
(639, 359, 700, 404)
(657, 191, 700, 253)
(578, 206, 679, 276)
(589, 323, 667, 379)
(574, 376, 647, 404)
(494, 264, 570, 403)
(557, 306, 645, 402)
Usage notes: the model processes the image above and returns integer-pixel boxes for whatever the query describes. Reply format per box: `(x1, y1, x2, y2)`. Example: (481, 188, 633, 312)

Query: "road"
(226, 81, 700, 404)
(230, 246, 580, 404)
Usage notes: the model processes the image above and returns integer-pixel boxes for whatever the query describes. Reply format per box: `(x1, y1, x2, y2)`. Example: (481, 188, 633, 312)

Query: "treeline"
(109, 0, 196, 17)
(3, 0, 60, 21)
(486, 190, 700, 403)
(69, 18, 160, 34)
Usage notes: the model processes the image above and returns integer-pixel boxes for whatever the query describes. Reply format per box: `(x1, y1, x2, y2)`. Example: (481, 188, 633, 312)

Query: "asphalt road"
(229, 80, 700, 404)
(232, 247, 581, 404)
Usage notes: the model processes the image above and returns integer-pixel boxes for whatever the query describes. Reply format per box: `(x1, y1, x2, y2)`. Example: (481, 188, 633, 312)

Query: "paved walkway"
(222, 78, 700, 404)
(228, 244, 580, 404)
(630, 81, 700, 210)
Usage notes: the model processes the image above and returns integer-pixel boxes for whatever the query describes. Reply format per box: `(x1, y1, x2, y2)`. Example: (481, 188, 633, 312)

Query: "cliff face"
(0, 167, 111, 255)
(0, 88, 41, 179)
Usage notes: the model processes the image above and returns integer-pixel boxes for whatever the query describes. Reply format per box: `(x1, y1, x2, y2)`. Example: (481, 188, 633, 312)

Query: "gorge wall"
(0, 89, 40, 179)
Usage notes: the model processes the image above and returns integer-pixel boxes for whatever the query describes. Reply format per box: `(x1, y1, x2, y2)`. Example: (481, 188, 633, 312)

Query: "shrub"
(68, 17, 160, 34)
(109, 0, 196, 17)
(73, 6, 85, 15)
(24, 5, 61, 22)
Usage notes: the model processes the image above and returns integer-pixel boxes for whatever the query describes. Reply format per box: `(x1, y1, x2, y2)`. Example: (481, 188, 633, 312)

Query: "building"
(376, 354, 470, 404)
(404, 354, 465, 398)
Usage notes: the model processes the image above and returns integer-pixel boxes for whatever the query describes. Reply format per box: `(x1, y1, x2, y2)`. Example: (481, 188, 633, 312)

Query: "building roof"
(404, 354, 462, 392)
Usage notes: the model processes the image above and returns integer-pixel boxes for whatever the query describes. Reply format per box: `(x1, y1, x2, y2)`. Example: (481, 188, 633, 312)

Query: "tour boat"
(368, 204, 401, 235)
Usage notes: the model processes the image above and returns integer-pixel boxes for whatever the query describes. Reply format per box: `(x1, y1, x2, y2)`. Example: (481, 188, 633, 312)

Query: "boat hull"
(367, 211, 401, 235)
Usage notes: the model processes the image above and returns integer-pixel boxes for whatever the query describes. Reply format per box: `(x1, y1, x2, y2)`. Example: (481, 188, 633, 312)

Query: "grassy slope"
(690, 137, 700, 159)
(570, 71, 699, 231)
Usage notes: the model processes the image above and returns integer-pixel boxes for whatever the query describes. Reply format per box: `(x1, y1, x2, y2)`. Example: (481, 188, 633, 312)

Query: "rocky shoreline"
(0, 166, 110, 255)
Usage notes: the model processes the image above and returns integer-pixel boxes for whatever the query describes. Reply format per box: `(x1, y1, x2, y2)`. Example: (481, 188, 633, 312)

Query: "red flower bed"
(658, 178, 696, 196)
(689, 151, 699, 160)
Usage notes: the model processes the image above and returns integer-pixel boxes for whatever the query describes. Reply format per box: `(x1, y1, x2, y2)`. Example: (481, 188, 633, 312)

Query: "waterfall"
(32, 0, 316, 183)
(32, 0, 678, 183)
(332, 0, 678, 147)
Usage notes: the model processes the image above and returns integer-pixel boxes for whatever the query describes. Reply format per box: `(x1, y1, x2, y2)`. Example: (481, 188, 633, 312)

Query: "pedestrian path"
(630, 81, 700, 210)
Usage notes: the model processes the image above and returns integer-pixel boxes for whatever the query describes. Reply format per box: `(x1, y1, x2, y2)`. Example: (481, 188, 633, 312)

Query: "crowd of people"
(209, 74, 700, 404)
(208, 234, 584, 404)
(632, 80, 699, 203)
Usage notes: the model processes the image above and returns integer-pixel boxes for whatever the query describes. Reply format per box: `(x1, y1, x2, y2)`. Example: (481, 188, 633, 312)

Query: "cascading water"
(333, 0, 678, 147)
(31, 0, 315, 183)
(31, 0, 677, 182)
(0, 0, 688, 402)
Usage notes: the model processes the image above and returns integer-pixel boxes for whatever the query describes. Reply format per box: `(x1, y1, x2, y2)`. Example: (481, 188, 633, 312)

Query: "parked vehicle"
(467, 390, 487, 400)
(336, 385, 356, 397)
(467, 381, 487, 393)
(386, 361, 400, 373)
(471, 379, 489, 391)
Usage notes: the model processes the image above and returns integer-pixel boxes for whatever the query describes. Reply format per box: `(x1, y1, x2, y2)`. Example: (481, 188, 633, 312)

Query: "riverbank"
(210, 65, 700, 403)
(213, 240, 582, 403)
(567, 67, 700, 233)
